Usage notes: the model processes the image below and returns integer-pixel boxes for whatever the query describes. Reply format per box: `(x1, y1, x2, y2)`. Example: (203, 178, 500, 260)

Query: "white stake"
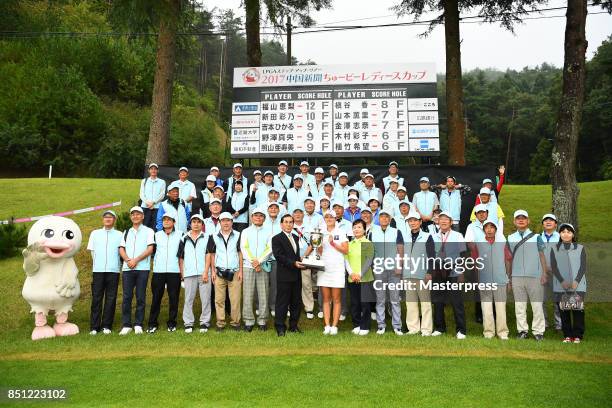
(48, 165, 52, 179)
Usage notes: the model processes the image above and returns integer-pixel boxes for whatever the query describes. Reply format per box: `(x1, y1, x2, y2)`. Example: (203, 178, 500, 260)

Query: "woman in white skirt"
(317, 210, 349, 335)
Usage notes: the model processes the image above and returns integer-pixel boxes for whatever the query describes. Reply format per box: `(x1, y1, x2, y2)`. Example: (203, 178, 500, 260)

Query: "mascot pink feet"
(22, 216, 82, 341)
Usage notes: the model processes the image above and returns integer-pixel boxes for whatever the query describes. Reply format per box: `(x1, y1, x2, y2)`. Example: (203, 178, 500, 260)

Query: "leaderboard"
(231, 63, 439, 158)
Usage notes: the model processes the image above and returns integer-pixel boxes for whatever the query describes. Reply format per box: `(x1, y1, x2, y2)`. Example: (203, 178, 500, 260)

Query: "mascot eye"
(42, 229, 54, 238)
(63, 230, 75, 240)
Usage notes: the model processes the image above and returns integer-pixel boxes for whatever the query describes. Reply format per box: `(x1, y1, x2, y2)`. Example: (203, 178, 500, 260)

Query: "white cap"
(361, 207, 372, 214)
(233, 163, 242, 168)
(514, 209, 529, 219)
(323, 181, 334, 187)
(360, 168, 369, 174)
(292, 207, 304, 213)
(482, 178, 493, 185)
(148, 163, 159, 169)
(474, 204, 488, 213)
(332, 201, 344, 208)
(339, 172, 348, 178)
(367, 197, 380, 204)
(162, 213, 176, 221)
(167, 181, 180, 191)
(438, 211, 453, 220)
(102, 210, 117, 218)
(379, 210, 392, 217)
(314, 167, 325, 174)
(542, 213, 557, 222)
(364, 173, 374, 179)
(398, 186, 407, 192)
(253, 170, 262, 175)
(278, 160, 288, 166)
(130, 206, 144, 214)
(330, 164, 338, 169)
(209, 198, 222, 205)
(178, 166, 188, 172)
(219, 212, 233, 220)
(264, 170, 274, 176)
(190, 214, 204, 222)
(319, 196, 330, 203)
(267, 201, 280, 208)
(210, 166, 219, 171)
(483, 219, 497, 229)
(293, 174, 303, 180)
(206, 175, 216, 182)
(347, 194, 359, 201)
(419, 176, 430, 183)
(252, 208, 266, 216)
(303, 196, 315, 203)
(389, 179, 399, 184)
(268, 187, 279, 194)
(323, 210, 336, 218)
(406, 211, 421, 220)
(559, 223, 575, 233)
(389, 161, 398, 167)
(300, 161, 309, 166)
(398, 200, 410, 207)
(479, 187, 492, 195)
(213, 185, 224, 191)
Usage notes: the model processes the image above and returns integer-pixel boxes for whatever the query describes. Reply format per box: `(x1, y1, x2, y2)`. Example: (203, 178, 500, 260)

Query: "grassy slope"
(1, 179, 611, 407)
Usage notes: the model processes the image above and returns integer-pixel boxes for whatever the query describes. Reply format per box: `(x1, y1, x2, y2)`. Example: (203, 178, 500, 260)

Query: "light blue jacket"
(121, 225, 155, 271)
(153, 229, 182, 273)
(139, 177, 166, 209)
(88, 228, 123, 273)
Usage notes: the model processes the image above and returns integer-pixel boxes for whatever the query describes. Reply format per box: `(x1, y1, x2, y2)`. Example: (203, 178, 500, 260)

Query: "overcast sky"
(201, 0, 612, 72)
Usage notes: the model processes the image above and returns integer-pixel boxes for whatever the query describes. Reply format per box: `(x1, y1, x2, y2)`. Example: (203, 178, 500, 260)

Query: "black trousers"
(433, 275, 466, 335)
(148, 273, 181, 329)
(143, 208, 158, 231)
(121, 270, 149, 328)
(348, 281, 373, 331)
(559, 304, 585, 339)
(90, 272, 120, 331)
(275, 280, 302, 332)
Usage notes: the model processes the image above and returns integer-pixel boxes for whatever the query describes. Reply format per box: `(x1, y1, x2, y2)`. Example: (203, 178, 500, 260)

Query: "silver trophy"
(301, 227, 325, 270)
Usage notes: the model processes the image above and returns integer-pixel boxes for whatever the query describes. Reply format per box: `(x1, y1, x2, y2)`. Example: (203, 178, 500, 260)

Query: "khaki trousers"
(480, 286, 509, 339)
(512, 276, 545, 336)
(214, 275, 242, 328)
(404, 278, 432, 335)
(301, 269, 317, 312)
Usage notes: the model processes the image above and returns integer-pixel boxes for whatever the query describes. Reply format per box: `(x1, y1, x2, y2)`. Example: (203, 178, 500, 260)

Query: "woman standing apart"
(318, 210, 349, 335)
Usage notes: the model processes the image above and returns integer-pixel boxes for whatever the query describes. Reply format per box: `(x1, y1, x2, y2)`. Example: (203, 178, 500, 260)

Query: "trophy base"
(301, 256, 325, 270)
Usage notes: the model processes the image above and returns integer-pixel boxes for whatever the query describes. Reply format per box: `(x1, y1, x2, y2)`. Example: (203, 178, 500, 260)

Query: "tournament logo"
(242, 68, 260, 84)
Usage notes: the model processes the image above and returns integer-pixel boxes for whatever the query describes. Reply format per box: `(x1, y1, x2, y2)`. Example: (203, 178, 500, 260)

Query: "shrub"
(0, 222, 28, 260)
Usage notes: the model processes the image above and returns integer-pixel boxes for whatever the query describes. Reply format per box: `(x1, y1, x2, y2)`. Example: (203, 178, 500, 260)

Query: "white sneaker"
(323, 325, 331, 335)
(119, 327, 132, 336)
(134, 326, 143, 335)
(456, 332, 466, 340)
(330, 326, 338, 335)
(181, 281, 185, 289)
(199, 327, 208, 333)
(306, 312, 314, 319)
(271, 311, 276, 317)
(339, 314, 346, 321)
(500, 335, 509, 340)
(406, 330, 419, 335)
(394, 329, 404, 336)
(358, 330, 370, 336)
(421, 332, 431, 337)
(167, 327, 176, 332)
(146, 327, 157, 334)
(371, 312, 376, 320)
(352, 327, 361, 335)
(102, 328, 112, 335)
(431, 330, 443, 337)
(376, 328, 386, 335)
(89, 330, 97, 335)
(185, 327, 193, 334)
(317, 312, 324, 319)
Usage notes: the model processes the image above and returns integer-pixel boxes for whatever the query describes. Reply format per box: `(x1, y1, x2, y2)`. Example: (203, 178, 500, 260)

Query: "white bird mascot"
(22, 216, 82, 340)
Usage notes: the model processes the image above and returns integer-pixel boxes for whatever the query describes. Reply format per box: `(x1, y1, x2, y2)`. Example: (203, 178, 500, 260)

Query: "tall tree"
(394, 0, 543, 166)
(245, 0, 262, 67)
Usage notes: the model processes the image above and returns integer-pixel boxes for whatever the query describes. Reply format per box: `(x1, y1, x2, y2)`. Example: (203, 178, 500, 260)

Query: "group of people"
(86, 160, 587, 343)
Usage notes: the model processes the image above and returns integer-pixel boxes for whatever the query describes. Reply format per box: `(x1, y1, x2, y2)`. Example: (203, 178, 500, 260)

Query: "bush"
(114, 211, 132, 233)
(0, 222, 28, 260)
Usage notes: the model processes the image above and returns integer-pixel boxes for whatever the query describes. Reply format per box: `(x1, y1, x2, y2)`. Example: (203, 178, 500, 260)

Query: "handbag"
(216, 267, 235, 282)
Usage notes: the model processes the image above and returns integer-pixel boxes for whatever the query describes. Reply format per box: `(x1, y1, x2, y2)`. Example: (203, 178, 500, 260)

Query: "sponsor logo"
(234, 104, 259, 113)
(242, 68, 260, 84)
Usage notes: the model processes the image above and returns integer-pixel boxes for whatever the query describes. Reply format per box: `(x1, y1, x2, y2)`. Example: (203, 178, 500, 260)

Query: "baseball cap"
(398, 186, 407, 192)
(279, 160, 288, 166)
(389, 161, 398, 167)
(542, 213, 557, 223)
(162, 213, 176, 221)
(314, 167, 325, 174)
(514, 209, 529, 219)
(300, 161, 310, 166)
(178, 166, 188, 172)
(438, 211, 453, 220)
(364, 173, 374, 179)
(367, 198, 380, 204)
(190, 214, 204, 222)
(233, 163, 242, 168)
(210, 166, 219, 172)
(330, 164, 338, 169)
(406, 211, 421, 220)
(482, 178, 493, 185)
(474, 204, 488, 213)
(347, 194, 359, 201)
(324, 181, 334, 187)
(379, 210, 392, 217)
(339, 172, 348, 178)
(252, 208, 266, 216)
(253, 170, 262, 176)
(206, 175, 216, 182)
(360, 168, 369, 174)
(264, 170, 274, 176)
(332, 201, 345, 208)
(303, 197, 315, 204)
(398, 200, 410, 207)
(293, 174, 303, 180)
(419, 176, 430, 183)
(148, 163, 159, 169)
(130, 206, 144, 214)
(209, 198, 222, 206)
(219, 212, 233, 220)
(479, 187, 492, 195)
(268, 187, 279, 194)
(323, 210, 336, 218)
(102, 210, 117, 218)
(213, 185, 224, 192)
(167, 181, 180, 192)
(483, 219, 497, 229)
(361, 207, 372, 214)
(267, 201, 280, 208)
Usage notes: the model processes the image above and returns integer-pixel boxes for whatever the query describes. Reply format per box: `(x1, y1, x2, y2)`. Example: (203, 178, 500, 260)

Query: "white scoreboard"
(231, 63, 439, 158)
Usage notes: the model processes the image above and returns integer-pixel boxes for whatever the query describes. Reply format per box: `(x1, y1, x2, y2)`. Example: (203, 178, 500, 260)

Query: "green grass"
(1, 178, 611, 407)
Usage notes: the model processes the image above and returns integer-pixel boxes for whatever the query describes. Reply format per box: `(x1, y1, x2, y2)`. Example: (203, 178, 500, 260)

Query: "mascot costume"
(22, 216, 82, 340)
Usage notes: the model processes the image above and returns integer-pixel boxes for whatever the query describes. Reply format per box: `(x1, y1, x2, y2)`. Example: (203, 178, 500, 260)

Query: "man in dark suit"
(272, 214, 306, 336)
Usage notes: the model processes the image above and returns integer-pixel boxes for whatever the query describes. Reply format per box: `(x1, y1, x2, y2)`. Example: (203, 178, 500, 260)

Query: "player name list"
(231, 87, 439, 157)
